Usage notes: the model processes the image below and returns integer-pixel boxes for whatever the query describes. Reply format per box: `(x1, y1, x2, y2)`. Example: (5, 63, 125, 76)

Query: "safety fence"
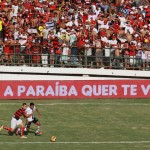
(0, 44, 150, 70)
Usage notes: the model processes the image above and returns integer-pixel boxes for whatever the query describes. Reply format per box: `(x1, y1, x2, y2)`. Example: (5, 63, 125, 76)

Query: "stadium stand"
(0, 0, 149, 70)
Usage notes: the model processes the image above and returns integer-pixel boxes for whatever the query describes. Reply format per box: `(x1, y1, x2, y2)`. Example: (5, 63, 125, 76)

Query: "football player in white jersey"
(25, 103, 42, 135)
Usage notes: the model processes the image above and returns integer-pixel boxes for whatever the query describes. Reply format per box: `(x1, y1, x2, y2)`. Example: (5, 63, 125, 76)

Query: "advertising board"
(1, 80, 150, 99)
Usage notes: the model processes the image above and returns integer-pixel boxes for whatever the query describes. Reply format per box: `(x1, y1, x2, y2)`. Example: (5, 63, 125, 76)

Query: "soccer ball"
(51, 136, 57, 142)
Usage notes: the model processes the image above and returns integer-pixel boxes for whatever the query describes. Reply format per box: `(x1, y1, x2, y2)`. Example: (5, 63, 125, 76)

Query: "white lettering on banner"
(122, 85, 130, 95)
(82, 85, 92, 96)
(110, 85, 117, 95)
(26, 86, 36, 96)
(93, 85, 100, 96)
(122, 85, 137, 95)
(82, 85, 117, 96)
(18, 86, 25, 96)
(36, 86, 44, 96)
(55, 82, 59, 96)
(4, 86, 13, 96)
(68, 86, 78, 96)
(102, 85, 109, 96)
(131, 85, 137, 95)
(45, 86, 54, 96)
(59, 85, 78, 96)
(59, 86, 67, 96)
(141, 85, 150, 95)
(15, 84, 78, 97)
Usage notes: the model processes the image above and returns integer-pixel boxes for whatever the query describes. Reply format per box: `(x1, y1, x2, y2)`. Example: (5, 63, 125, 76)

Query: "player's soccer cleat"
(20, 135, 27, 138)
(15, 128, 21, 136)
(16, 130, 19, 136)
(35, 129, 39, 133)
(0, 125, 3, 131)
(8, 131, 14, 136)
(35, 131, 42, 136)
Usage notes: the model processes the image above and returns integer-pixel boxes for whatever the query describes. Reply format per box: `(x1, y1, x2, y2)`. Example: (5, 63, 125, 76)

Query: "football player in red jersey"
(0, 103, 32, 138)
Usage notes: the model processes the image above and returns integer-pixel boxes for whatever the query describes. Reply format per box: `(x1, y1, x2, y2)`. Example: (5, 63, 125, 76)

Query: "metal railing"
(0, 44, 150, 71)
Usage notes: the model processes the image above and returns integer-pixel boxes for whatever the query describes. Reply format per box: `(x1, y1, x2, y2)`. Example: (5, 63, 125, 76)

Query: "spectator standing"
(31, 39, 41, 67)
(0, 17, 4, 42)
(71, 41, 78, 65)
(52, 35, 61, 66)
(95, 38, 103, 68)
(45, 17, 55, 30)
(61, 42, 70, 65)
(48, 42, 55, 67)
(41, 39, 49, 67)
(19, 30, 28, 52)
(84, 39, 92, 67)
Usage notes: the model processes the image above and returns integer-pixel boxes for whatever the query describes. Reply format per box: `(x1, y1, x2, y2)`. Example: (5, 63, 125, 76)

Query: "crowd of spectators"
(0, 0, 150, 69)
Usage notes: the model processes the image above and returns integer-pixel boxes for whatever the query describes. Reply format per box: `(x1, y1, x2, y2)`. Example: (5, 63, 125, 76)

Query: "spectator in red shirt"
(77, 34, 85, 65)
(52, 36, 61, 66)
(31, 39, 41, 66)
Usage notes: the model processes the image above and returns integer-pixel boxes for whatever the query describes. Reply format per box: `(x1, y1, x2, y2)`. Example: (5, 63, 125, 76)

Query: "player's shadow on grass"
(0, 128, 38, 136)
(24, 128, 36, 135)
(0, 133, 11, 136)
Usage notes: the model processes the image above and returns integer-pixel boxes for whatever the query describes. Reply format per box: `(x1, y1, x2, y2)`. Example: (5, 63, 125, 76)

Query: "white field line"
(0, 141, 150, 144)
(37, 103, 150, 106)
(0, 102, 150, 106)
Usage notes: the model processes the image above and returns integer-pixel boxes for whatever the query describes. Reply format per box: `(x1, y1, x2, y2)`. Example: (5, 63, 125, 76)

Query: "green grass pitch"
(0, 99, 150, 150)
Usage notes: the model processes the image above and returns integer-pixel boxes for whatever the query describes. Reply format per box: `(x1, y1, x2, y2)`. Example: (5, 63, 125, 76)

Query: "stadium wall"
(0, 66, 150, 99)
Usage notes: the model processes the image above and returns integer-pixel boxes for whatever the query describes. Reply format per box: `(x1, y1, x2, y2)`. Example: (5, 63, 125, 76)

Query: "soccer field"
(0, 99, 150, 150)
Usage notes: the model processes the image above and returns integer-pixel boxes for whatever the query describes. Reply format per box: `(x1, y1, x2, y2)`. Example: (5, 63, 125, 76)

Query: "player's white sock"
(35, 126, 40, 133)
